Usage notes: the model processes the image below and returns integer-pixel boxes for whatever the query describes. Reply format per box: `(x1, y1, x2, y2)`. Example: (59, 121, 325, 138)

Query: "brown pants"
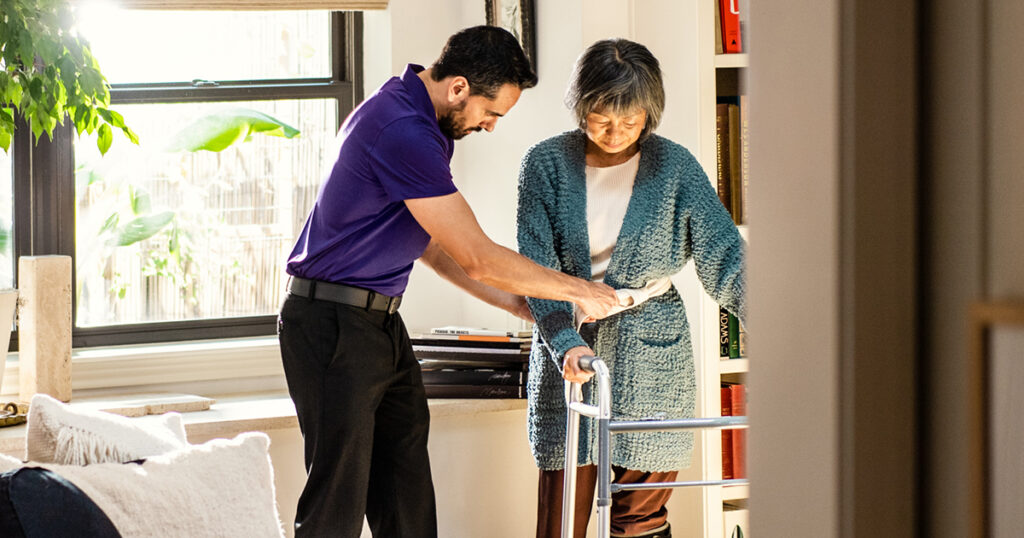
(536, 465, 677, 538)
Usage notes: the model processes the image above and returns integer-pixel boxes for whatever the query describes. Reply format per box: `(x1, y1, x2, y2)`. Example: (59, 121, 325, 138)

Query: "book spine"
(419, 359, 529, 372)
(424, 384, 524, 399)
(728, 103, 742, 224)
(721, 385, 734, 480)
(719, 0, 743, 53)
(731, 383, 747, 478)
(716, 103, 732, 212)
(740, 94, 750, 225)
(413, 335, 530, 345)
(719, 307, 731, 358)
(728, 313, 740, 359)
(414, 350, 527, 363)
(421, 370, 525, 386)
(714, 0, 724, 55)
(413, 345, 523, 354)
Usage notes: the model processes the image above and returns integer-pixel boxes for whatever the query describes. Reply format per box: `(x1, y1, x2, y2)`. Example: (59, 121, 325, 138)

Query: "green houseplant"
(0, 0, 136, 153)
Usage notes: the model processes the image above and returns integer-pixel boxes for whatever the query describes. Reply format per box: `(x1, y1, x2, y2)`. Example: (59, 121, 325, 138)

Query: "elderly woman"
(517, 39, 747, 538)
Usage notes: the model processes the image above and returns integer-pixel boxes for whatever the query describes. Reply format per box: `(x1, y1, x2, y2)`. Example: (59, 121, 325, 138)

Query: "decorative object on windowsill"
(18, 255, 73, 403)
(0, 288, 16, 394)
(0, 402, 27, 428)
(0, 0, 137, 154)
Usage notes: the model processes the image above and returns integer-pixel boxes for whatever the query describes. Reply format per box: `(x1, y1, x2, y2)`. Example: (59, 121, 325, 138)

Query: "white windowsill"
(1, 336, 286, 396)
(0, 337, 527, 454)
(0, 391, 526, 454)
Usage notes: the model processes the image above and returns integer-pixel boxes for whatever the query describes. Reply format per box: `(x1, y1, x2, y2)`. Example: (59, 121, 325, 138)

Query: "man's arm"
(419, 240, 534, 322)
(405, 192, 617, 319)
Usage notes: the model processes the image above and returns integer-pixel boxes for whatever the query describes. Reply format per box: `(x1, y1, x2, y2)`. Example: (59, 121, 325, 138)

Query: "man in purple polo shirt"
(279, 26, 618, 537)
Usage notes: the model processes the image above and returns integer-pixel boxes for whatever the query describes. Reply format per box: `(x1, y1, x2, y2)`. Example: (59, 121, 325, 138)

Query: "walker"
(560, 356, 749, 538)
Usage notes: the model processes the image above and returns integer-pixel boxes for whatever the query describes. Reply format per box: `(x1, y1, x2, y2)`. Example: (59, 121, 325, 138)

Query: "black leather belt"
(288, 277, 402, 314)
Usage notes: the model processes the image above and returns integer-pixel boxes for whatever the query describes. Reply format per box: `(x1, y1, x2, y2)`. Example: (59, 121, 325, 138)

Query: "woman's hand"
(562, 346, 597, 383)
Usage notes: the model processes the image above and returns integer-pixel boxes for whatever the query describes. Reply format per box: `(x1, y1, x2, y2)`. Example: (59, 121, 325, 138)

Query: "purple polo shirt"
(286, 64, 457, 296)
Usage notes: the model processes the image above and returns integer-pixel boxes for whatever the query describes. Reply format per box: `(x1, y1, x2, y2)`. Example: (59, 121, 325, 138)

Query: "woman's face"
(584, 107, 648, 156)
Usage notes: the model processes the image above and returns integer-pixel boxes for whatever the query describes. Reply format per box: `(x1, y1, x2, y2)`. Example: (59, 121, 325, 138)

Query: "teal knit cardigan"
(516, 130, 747, 472)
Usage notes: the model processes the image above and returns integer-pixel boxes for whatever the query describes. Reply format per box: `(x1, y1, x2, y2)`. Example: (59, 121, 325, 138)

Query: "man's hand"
(508, 295, 535, 323)
(562, 346, 597, 384)
(575, 280, 618, 321)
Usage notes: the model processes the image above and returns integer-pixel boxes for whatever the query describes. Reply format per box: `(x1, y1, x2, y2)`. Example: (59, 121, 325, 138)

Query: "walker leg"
(561, 381, 582, 538)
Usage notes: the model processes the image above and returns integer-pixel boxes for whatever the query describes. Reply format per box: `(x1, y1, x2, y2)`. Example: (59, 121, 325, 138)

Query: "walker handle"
(577, 355, 598, 373)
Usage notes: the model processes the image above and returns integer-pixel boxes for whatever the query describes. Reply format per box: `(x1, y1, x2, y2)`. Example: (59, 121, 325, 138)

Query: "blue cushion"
(0, 467, 121, 538)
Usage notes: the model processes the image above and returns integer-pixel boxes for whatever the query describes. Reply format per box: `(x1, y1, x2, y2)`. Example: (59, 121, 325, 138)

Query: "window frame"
(9, 11, 363, 349)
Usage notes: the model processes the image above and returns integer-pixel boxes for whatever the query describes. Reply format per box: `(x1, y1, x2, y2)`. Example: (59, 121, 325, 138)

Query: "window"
(0, 145, 11, 289)
(10, 10, 362, 348)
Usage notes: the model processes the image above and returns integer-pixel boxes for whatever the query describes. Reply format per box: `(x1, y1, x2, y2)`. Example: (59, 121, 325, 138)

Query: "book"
(430, 326, 531, 338)
(730, 383, 747, 478)
(723, 503, 749, 538)
(415, 333, 531, 344)
(719, 307, 731, 358)
(421, 369, 525, 386)
(719, 0, 743, 53)
(419, 359, 529, 371)
(721, 385, 734, 480)
(728, 313, 741, 359)
(728, 103, 743, 224)
(411, 336, 529, 350)
(413, 344, 523, 355)
(424, 384, 525, 399)
(739, 94, 750, 225)
(414, 351, 527, 365)
(714, 0, 724, 55)
(715, 103, 732, 213)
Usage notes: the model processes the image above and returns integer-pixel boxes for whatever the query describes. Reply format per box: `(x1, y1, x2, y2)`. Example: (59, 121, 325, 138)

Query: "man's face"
(439, 83, 522, 140)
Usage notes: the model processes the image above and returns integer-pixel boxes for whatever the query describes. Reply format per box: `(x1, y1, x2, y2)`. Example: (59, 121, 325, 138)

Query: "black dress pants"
(278, 293, 437, 538)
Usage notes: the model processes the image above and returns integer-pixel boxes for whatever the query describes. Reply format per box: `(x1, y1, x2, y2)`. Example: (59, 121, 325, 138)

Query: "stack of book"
(413, 326, 532, 399)
(721, 382, 747, 480)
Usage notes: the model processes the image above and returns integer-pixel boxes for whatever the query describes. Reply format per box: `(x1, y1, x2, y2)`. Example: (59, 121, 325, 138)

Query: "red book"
(730, 384, 747, 479)
(721, 385, 734, 480)
(719, 0, 743, 53)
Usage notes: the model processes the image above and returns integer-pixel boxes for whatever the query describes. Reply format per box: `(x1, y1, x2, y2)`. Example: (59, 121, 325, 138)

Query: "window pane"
(74, 99, 336, 327)
(0, 147, 11, 289)
(76, 9, 332, 83)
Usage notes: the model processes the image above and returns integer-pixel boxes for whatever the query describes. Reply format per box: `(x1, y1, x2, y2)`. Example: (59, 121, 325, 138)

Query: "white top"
(586, 151, 641, 281)
(579, 151, 673, 326)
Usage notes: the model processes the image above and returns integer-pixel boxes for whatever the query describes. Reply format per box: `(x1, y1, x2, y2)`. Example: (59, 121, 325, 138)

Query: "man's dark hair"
(430, 26, 538, 98)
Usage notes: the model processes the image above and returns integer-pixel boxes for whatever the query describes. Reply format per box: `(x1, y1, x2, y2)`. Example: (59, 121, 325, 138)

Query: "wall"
(188, 409, 536, 538)
(266, 1, 716, 536)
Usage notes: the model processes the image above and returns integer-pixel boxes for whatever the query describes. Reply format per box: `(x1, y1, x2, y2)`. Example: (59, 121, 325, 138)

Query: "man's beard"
(438, 104, 481, 140)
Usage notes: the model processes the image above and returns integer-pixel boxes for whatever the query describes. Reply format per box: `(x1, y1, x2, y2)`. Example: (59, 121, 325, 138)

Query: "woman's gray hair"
(565, 39, 665, 142)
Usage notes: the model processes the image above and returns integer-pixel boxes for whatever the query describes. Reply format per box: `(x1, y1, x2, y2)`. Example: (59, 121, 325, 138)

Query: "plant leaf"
(107, 211, 175, 247)
(129, 186, 152, 215)
(97, 122, 112, 155)
(164, 108, 300, 153)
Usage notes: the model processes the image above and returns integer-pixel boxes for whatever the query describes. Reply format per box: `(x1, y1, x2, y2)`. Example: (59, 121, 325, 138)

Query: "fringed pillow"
(37, 433, 283, 537)
(26, 394, 188, 465)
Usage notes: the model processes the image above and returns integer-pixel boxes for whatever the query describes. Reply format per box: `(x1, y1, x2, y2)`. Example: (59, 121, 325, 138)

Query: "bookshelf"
(714, 53, 749, 69)
(700, 1, 750, 537)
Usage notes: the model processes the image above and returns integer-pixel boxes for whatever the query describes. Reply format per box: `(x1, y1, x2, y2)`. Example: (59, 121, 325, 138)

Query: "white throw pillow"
(39, 432, 284, 538)
(26, 393, 189, 465)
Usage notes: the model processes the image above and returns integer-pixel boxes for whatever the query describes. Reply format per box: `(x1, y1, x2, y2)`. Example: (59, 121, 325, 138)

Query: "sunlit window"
(77, 8, 331, 83)
(23, 8, 363, 342)
(0, 147, 11, 289)
(74, 99, 335, 326)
